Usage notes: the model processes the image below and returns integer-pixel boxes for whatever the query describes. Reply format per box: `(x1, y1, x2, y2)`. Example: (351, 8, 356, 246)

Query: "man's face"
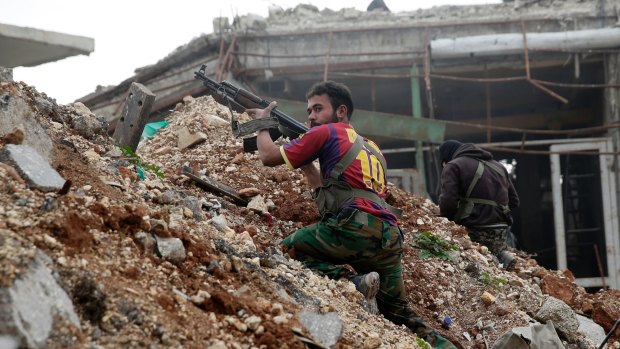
(306, 94, 339, 128)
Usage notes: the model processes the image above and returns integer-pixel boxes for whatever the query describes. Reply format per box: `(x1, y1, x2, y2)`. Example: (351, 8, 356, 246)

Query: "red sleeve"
(281, 125, 329, 169)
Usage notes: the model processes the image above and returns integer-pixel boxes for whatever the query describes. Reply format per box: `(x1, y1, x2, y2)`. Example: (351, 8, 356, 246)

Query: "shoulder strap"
(362, 141, 387, 175)
(465, 161, 485, 199)
(331, 134, 387, 180)
(330, 134, 363, 180)
(479, 160, 507, 181)
(326, 132, 402, 218)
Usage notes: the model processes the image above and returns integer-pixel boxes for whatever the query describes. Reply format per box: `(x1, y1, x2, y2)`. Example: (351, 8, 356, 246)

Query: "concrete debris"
(534, 296, 580, 342)
(68, 102, 108, 139)
(494, 321, 564, 349)
(0, 250, 80, 348)
(154, 235, 186, 265)
(299, 311, 344, 348)
(1, 77, 619, 348)
(134, 231, 157, 254)
(0, 96, 53, 161)
(177, 126, 207, 149)
(577, 314, 607, 348)
(247, 194, 268, 213)
(254, 0, 601, 34)
(0, 144, 66, 192)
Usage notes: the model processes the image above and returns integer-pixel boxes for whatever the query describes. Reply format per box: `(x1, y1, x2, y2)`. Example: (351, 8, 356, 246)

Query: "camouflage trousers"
(467, 226, 510, 256)
(280, 209, 434, 338)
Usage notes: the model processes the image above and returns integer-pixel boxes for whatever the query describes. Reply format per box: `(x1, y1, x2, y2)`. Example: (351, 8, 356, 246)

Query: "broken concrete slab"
(0, 144, 66, 192)
(182, 196, 204, 222)
(299, 311, 343, 348)
(154, 236, 186, 265)
(534, 296, 580, 342)
(577, 314, 606, 348)
(177, 126, 207, 149)
(0, 96, 53, 161)
(0, 251, 80, 348)
(69, 102, 108, 140)
(495, 321, 564, 349)
(134, 232, 157, 255)
(247, 194, 268, 213)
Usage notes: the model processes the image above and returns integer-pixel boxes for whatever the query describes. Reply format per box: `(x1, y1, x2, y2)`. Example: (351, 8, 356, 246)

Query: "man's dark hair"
(305, 81, 354, 119)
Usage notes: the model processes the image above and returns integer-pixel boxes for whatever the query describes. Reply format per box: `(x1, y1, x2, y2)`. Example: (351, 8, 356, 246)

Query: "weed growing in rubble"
(481, 271, 507, 288)
(415, 338, 432, 349)
(119, 146, 165, 179)
(411, 231, 458, 261)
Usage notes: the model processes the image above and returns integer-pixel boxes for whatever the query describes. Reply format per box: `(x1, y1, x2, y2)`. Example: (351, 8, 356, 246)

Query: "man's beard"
(310, 112, 339, 128)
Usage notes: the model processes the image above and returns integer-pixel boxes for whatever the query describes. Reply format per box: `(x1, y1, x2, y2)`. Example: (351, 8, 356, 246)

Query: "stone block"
(0, 144, 65, 192)
(0, 251, 80, 348)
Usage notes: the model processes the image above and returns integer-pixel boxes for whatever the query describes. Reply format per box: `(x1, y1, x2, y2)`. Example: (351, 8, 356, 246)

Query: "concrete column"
(604, 53, 620, 260)
(410, 65, 428, 198)
(112, 82, 155, 152)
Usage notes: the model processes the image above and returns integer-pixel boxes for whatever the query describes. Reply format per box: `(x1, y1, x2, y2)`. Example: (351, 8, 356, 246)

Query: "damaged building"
(79, 0, 620, 290)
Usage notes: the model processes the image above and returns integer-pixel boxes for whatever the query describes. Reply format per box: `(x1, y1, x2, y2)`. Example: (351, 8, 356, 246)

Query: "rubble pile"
(235, 0, 600, 34)
(0, 78, 619, 349)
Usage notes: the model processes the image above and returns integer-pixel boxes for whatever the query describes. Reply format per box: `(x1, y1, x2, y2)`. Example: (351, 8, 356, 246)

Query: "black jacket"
(439, 144, 519, 227)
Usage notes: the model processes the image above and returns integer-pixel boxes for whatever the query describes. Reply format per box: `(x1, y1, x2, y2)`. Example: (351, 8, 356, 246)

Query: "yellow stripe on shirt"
(280, 146, 295, 170)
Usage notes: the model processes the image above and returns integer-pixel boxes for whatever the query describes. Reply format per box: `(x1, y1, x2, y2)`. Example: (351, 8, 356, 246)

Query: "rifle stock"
(194, 65, 308, 152)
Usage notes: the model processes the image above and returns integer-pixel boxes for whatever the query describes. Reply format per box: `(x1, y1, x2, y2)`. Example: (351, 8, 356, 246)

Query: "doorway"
(550, 139, 619, 289)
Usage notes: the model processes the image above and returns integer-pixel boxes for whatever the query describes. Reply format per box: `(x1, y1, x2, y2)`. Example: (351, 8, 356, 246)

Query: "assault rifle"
(194, 65, 308, 152)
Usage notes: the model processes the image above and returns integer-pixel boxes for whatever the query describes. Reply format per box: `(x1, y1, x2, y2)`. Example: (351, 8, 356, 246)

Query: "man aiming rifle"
(195, 69, 458, 349)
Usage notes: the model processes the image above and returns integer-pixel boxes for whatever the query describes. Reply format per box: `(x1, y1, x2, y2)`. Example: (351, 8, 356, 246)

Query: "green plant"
(481, 271, 507, 287)
(415, 338, 431, 349)
(411, 231, 458, 261)
(119, 145, 165, 179)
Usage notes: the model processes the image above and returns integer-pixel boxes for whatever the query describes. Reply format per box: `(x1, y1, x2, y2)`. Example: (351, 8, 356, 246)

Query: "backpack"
(454, 159, 510, 222)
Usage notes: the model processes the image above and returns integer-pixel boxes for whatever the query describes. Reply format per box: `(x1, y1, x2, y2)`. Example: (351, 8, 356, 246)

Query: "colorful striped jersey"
(280, 122, 397, 226)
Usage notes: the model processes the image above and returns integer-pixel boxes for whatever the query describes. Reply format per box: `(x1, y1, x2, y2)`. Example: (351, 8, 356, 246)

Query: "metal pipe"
(593, 244, 607, 289)
(382, 137, 609, 153)
(598, 317, 620, 349)
(485, 65, 492, 142)
(521, 20, 532, 80)
(232, 50, 424, 58)
(520, 19, 569, 104)
(529, 79, 570, 104)
(443, 119, 620, 135)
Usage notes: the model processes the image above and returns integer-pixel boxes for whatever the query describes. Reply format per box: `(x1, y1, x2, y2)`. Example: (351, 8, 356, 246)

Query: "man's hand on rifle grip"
(246, 101, 278, 120)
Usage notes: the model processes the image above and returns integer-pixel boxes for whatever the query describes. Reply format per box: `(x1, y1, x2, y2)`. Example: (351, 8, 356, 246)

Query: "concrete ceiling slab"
(0, 23, 94, 68)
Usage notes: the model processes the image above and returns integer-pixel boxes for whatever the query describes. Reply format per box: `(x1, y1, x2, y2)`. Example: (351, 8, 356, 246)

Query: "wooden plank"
(181, 166, 248, 206)
(112, 82, 155, 152)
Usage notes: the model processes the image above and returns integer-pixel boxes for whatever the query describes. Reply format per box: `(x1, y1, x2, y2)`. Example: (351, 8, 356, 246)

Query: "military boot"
(352, 272, 380, 314)
(497, 251, 517, 271)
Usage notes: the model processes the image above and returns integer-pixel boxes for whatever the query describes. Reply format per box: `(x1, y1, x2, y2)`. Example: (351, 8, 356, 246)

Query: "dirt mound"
(0, 80, 618, 348)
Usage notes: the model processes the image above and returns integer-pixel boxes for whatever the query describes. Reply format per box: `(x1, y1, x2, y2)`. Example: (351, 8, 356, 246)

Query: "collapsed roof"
(0, 23, 94, 68)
